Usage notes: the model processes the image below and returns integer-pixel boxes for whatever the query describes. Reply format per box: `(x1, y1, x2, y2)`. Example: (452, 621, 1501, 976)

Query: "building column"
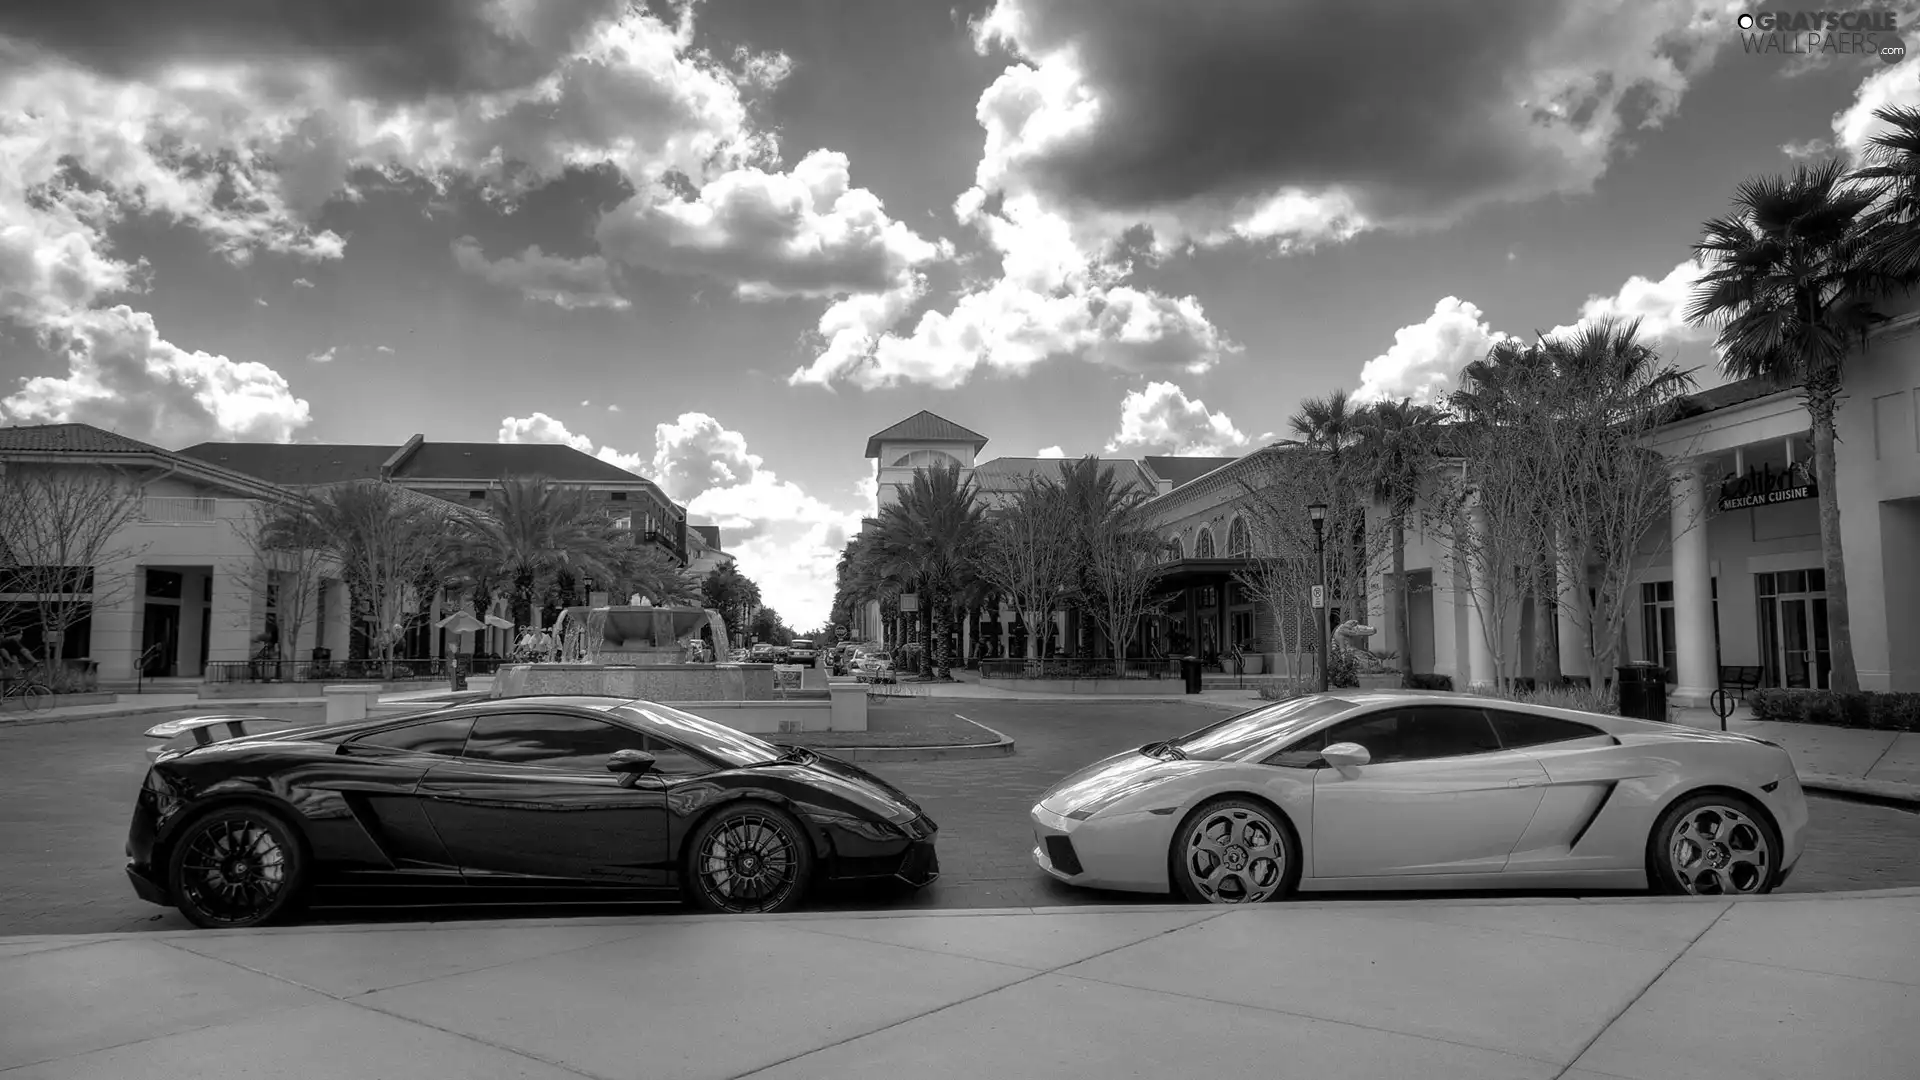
(1556, 541, 1591, 682)
(1462, 495, 1496, 691)
(1669, 459, 1719, 706)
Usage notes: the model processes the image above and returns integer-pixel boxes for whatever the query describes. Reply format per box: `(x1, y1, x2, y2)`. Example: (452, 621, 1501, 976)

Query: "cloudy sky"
(1, 0, 1915, 627)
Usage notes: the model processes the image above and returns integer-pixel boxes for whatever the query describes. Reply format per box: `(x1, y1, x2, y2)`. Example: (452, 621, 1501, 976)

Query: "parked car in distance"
(786, 639, 818, 665)
(749, 643, 776, 662)
(855, 651, 895, 684)
(1032, 691, 1807, 905)
(127, 695, 940, 928)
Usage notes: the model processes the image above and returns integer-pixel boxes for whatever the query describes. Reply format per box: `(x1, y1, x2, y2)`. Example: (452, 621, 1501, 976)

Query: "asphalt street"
(2, 700, 1915, 936)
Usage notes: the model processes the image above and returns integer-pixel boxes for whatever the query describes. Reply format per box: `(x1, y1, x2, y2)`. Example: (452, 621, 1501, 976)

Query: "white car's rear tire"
(1170, 797, 1301, 904)
(1646, 792, 1780, 896)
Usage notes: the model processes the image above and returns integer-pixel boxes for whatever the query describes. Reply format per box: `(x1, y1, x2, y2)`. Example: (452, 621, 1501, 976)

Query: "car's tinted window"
(1278, 706, 1500, 765)
(462, 713, 648, 770)
(612, 704, 781, 768)
(1170, 696, 1359, 760)
(351, 715, 475, 756)
(1486, 709, 1607, 749)
(639, 734, 711, 777)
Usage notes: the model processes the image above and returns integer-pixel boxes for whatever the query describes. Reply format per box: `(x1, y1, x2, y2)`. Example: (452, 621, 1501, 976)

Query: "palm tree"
(873, 463, 986, 679)
(1687, 160, 1892, 694)
(1349, 398, 1442, 683)
(700, 564, 762, 643)
(452, 477, 620, 640)
(1289, 389, 1367, 631)
(1851, 105, 1920, 284)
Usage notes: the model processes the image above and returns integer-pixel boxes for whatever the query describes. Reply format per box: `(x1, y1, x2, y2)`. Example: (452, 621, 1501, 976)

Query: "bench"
(1719, 665, 1763, 701)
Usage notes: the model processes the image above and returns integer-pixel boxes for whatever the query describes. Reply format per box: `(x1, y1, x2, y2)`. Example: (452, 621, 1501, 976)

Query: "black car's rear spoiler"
(142, 716, 299, 747)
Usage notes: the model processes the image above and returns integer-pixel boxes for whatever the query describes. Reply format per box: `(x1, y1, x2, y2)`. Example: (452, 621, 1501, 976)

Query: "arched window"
(1226, 517, 1249, 556)
(1196, 527, 1216, 558)
(889, 449, 963, 469)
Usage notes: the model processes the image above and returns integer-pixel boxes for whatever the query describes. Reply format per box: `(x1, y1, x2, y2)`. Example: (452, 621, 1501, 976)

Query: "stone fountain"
(491, 602, 774, 701)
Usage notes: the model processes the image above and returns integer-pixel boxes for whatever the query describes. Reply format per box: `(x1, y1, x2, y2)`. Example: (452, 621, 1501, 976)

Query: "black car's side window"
(640, 735, 712, 777)
(1485, 709, 1608, 749)
(462, 713, 648, 771)
(350, 715, 476, 756)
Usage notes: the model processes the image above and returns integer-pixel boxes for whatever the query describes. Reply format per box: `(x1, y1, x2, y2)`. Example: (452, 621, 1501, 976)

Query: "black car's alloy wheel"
(687, 803, 813, 914)
(168, 807, 307, 929)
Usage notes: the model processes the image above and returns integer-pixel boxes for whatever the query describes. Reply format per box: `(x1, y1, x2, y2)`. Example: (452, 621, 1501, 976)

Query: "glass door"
(1756, 570, 1830, 690)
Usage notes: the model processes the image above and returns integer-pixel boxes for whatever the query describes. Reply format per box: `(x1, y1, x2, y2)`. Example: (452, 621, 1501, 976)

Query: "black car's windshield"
(611, 703, 782, 769)
(1169, 696, 1359, 761)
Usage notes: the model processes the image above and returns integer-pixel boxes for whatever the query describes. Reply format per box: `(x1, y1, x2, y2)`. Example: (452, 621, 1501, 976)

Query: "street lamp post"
(1308, 503, 1328, 693)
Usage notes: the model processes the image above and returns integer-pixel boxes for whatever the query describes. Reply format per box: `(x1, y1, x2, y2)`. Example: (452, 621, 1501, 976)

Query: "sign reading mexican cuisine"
(1717, 461, 1816, 512)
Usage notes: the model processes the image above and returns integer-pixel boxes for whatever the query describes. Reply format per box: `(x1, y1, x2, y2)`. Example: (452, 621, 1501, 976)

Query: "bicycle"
(1, 675, 53, 713)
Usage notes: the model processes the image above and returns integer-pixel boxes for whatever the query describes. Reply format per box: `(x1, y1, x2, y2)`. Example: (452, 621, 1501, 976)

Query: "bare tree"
(973, 477, 1076, 662)
(1430, 432, 1548, 690)
(1233, 447, 1326, 686)
(228, 497, 335, 673)
(303, 482, 460, 664)
(0, 464, 147, 685)
(1081, 501, 1169, 677)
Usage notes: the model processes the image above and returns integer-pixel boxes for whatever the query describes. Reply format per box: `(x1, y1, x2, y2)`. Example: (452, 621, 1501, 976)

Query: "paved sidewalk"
(1670, 706, 1920, 804)
(2, 891, 1913, 1079)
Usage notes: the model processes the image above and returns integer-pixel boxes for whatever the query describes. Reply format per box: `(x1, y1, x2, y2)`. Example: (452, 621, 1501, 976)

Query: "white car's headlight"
(1064, 773, 1181, 821)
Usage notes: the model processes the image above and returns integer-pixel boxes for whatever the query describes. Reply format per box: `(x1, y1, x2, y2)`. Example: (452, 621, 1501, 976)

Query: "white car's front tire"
(1169, 797, 1302, 904)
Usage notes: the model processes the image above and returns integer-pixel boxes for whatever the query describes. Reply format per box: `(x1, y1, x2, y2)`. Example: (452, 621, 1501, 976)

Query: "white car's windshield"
(1166, 696, 1359, 761)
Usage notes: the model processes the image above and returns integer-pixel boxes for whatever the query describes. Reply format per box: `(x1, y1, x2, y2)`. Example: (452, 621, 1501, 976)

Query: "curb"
(1801, 772, 1920, 809)
(9, 886, 1918, 945)
(807, 715, 1016, 761)
(0, 700, 327, 729)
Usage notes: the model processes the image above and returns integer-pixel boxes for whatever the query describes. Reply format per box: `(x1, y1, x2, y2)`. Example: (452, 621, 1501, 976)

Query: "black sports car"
(127, 695, 939, 928)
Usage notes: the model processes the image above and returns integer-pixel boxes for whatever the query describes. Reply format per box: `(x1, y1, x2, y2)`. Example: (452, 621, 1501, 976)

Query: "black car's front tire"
(167, 805, 309, 929)
(685, 801, 815, 914)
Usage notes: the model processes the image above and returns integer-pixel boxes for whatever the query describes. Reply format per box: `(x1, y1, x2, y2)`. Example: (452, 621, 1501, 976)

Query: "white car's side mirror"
(1321, 742, 1371, 769)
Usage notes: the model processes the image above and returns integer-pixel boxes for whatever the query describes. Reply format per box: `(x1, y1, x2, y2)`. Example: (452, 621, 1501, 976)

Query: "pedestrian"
(0, 633, 32, 685)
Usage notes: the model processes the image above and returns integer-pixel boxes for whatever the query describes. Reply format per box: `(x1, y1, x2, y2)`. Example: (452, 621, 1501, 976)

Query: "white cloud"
(375, 344, 393, 353)
(1, 306, 311, 446)
(496, 409, 861, 627)
(596, 149, 949, 301)
(451, 237, 629, 310)
(1104, 381, 1250, 456)
(1833, 59, 1920, 162)
(789, 194, 1235, 389)
(254, 297, 269, 306)
(1545, 260, 1714, 346)
(606, 403, 621, 412)
(1036, 445, 1065, 458)
(1356, 260, 1726, 406)
(651, 412, 862, 629)
(1353, 298, 1514, 406)
(1781, 138, 1832, 160)
(306, 347, 336, 363)
(0, 4, 799, 446)
(966, 0, 1736, 253)
(579, 399, 591, 407)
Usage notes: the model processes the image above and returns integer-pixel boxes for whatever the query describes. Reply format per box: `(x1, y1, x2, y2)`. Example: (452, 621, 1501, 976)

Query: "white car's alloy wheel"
(1664, 801, 1773, 895)
(1177, 802, 1290, 904)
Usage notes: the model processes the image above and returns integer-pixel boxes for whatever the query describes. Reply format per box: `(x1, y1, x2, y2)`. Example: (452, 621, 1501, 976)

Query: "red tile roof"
(864, 411, 989, 458)
(0, 423, 169, 455)
(177, 440, 659, 488)
(1141, 455, 1241, 490)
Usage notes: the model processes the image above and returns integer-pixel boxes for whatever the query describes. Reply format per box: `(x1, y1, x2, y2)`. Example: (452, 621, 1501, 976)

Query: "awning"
(1153, 557, 1253, 592)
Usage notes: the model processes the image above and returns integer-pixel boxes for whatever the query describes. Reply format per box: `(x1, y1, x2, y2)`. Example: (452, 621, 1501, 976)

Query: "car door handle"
(1506, 777, 1546, 788)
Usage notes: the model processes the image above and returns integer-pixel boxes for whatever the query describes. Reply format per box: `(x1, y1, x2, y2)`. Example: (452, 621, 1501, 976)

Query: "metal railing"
(977, 657, 1176, 681)
(204, 657, 459, 684)
(138, 496, 220, 523)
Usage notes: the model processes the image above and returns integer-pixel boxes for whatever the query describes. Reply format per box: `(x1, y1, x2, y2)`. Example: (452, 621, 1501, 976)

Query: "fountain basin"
(492, 662, 777, 701)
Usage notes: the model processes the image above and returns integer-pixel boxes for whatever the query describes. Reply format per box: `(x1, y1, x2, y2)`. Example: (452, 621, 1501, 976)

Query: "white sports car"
(1032, 691, 1807, 903)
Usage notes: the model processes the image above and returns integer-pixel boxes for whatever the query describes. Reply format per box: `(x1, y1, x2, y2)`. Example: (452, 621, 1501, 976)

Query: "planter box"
(1355, 673, 1402, 691)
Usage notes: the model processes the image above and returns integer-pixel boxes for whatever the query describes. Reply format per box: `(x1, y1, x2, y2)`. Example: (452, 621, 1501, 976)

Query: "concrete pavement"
(3, 890, 1914, 1079)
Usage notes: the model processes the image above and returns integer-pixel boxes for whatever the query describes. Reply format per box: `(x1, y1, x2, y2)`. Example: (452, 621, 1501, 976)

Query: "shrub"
(1327, 643, 1360, 688)
(1747, 688, 1920, 732)
(1405, 672, 1454, 692)
(1490, 682, 1619, 716)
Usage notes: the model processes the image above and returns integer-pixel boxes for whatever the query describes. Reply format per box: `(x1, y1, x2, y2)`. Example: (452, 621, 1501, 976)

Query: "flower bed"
(1747, 688, 1920, 732)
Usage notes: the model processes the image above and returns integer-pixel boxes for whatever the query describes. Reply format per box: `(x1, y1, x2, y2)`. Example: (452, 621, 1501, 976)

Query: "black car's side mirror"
(607, 749, 657, 775)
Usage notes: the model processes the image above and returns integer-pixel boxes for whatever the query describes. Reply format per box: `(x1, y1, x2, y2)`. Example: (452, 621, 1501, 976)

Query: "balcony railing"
(138, 496, 220, 523)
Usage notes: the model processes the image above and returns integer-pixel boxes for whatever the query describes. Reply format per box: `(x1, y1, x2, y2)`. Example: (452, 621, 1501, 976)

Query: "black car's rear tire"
(685, 801, 815, 914)
(167, 805, 309, 929)
(1169, 797, 1301, 905)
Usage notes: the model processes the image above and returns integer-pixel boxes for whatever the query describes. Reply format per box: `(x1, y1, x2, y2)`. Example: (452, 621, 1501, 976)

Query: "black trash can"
(1179, 656, 1203, 695)
(309, 646, 331, 666)
(1616, 661, 1669, 722)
